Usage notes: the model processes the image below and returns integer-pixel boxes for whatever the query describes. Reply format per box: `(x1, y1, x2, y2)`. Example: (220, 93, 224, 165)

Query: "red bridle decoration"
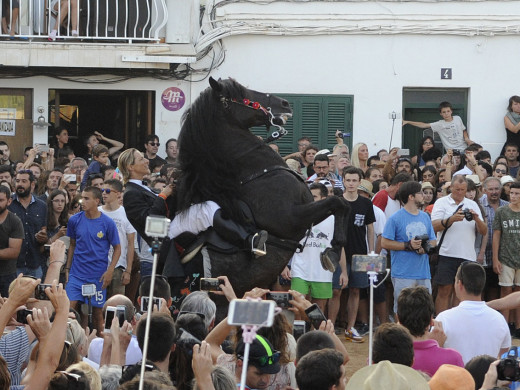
(232, 98, 262, 110)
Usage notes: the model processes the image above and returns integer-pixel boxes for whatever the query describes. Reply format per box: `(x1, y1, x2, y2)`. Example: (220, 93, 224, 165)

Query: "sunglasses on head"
(239, 351, 281, 367)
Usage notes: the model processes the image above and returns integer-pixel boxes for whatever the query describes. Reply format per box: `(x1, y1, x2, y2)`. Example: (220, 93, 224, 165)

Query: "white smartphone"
(227, 299, 276, 327)
(397, 148, 410, 156)
(35, 143, 50, 153)
(116, 305, 126, 327)
(104, 306, 117, 333)
(64, 173, 77, 184)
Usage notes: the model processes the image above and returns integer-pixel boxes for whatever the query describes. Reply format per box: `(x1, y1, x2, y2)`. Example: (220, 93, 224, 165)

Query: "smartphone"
(351, 254, 387, 273)
(34, 284, 52, 300)
(35, 143, 50, 153)
(293, 320, 306, 341)
(116, 305, 126, 327)
(227, 299, 276, 327)
(266, 292, 293, 309)
(304, 303, 327, 330)
(104, 306, 117, 333)
(176, 328, 202, 356)
(64, 173, 77, 184)
(397, 148, 410, 156)
(200, 278, 222, 292)
(141, 296, 162, 312)
(16, 309, 32, 324)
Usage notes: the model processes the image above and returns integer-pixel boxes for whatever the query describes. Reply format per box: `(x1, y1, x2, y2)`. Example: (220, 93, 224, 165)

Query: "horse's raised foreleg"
(288, 196, 350, 243)
(287, 196, 350, 271)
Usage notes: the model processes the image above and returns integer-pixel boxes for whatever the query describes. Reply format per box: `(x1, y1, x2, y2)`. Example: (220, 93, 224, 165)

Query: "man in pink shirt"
(397, 286, 463, 376)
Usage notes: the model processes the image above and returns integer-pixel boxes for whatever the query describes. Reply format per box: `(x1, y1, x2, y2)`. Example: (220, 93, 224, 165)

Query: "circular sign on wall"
(161, 87, 186, 111)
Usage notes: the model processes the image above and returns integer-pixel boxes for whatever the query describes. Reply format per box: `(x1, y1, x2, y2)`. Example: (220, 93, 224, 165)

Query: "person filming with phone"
(204, 277, 285, 390)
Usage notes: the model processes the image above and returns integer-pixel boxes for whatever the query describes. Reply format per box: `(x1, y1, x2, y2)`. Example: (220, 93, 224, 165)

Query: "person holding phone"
(205, 278, 287, 390)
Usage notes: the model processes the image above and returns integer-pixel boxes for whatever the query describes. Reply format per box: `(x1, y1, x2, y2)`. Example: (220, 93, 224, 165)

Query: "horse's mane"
(176, 79, 252, 221)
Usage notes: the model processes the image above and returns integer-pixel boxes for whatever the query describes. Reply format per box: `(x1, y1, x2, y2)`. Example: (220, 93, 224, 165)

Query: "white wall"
(191, 0, 520, 158)
(200, 32, 516, 157)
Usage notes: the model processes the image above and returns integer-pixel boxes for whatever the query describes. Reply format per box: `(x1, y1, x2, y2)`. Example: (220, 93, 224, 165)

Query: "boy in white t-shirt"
(403, 101, 473, 151)
(288, 182, 348, 313)
(99, 179, 136, 297)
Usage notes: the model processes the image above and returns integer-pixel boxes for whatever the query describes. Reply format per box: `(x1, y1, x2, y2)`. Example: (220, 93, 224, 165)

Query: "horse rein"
(219, 96, 288, 142)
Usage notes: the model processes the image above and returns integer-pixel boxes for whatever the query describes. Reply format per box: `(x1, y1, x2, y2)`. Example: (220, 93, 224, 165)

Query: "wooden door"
(0, 89, 33, 162)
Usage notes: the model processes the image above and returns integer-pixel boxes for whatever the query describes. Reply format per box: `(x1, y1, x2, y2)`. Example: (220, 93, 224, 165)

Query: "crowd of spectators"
(1, 98, 520, 389)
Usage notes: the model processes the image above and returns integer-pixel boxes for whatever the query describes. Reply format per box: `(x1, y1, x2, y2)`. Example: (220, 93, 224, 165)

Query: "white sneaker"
(345, 327, 365, 343)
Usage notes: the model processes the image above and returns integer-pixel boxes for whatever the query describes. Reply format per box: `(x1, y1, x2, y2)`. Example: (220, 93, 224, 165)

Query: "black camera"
(414, 235, 436, 255)
(498, 348, 520, 381)
(462, 208, 473, 221)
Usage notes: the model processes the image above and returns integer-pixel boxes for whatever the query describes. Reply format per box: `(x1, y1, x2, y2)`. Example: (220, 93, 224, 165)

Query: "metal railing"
(0, 0, 168, 42)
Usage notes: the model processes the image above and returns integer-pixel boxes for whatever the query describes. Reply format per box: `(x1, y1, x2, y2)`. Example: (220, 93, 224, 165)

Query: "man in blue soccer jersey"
(65, 186, 121, 333)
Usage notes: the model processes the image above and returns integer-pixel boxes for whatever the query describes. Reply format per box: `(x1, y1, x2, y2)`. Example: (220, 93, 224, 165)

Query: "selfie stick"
(238, 299, 282, 390)
(87, 296, 93, 330)
(138, 236, 163, 390)
(367, 257, 390, 366)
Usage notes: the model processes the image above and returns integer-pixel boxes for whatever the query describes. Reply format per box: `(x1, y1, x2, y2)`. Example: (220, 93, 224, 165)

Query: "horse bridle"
(219, 96, 288, 142)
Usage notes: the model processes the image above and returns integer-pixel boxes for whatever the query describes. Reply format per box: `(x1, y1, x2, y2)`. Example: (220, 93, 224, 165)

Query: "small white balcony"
(0, 0, 197, 68)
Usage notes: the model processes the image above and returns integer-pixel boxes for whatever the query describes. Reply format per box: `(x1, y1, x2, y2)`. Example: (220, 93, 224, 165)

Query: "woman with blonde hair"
(351, 143, 369, 173)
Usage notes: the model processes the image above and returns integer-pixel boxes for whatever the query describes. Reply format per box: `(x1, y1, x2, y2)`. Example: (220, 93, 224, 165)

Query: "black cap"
(236, 335, 281, 375)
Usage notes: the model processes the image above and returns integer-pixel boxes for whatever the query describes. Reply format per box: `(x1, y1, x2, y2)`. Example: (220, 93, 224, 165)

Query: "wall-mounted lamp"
(33, 106, 51, 128)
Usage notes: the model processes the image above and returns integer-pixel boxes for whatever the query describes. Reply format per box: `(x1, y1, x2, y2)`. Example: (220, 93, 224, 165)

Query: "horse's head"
(209, 77, 292, 130)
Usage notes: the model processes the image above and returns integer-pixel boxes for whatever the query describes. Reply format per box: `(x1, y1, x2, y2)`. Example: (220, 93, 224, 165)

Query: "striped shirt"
(0, 327, 30, 386)
(481, 194, 509, 265)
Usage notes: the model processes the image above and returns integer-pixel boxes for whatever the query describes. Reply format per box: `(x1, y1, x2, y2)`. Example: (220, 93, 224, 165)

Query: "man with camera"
(382, 181, 436, 313)
(431, 175, 487, 314)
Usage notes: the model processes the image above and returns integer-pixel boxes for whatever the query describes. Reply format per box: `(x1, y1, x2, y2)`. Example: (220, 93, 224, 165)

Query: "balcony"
(0, 0, 197, 69)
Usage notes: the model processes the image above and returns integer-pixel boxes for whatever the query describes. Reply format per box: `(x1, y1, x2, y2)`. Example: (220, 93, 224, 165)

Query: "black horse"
(176, 77, 349, 300)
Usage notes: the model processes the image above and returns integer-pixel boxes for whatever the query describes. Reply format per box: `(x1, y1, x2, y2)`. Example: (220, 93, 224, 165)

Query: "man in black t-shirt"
(342, 166, 375, 343)
(0, 186, 24, 296)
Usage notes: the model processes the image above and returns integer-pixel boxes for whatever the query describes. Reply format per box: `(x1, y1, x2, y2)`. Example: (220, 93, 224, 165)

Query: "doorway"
(48, 89, 155, 159)
(402, 88, 469, 156)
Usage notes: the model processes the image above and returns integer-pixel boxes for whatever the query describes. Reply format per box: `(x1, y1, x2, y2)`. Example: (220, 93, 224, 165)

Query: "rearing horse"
(176, 77, 349, 299)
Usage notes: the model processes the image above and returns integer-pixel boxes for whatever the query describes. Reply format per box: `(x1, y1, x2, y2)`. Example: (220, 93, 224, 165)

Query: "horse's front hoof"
(320, 248, 338, 272)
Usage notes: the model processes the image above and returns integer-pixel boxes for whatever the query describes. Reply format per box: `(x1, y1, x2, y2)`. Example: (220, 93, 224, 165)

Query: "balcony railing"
(0, 0, 168, 43)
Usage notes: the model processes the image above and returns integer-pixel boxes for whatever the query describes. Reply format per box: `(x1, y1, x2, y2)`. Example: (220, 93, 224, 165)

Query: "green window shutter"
(323, 96, 353, 153)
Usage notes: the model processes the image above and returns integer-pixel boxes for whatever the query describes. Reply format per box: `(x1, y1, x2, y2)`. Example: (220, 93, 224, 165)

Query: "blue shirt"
(68, 211, 120, 279)
(383, 208, 435, 280)
(80, 160, 103, 191)
(8, 195, 47, 269)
